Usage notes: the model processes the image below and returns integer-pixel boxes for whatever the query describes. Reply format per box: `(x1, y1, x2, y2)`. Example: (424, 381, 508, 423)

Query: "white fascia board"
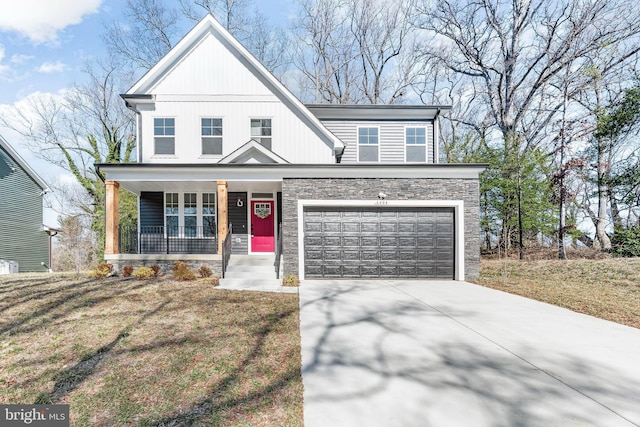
(125, 14, 344, 153)
(0, 134, 51, 193)
(97, 164, 487, 182)
(296, 199, 465, 281)
(306, 105, 452, 121)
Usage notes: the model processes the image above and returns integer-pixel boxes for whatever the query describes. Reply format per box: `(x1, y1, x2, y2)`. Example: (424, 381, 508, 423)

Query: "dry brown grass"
(475, 257, 640, 329)
(0, 273, 302, 426)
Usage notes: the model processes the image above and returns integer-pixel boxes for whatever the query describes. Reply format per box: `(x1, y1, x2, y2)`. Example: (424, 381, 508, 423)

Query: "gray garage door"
(304, 207, 455, 279)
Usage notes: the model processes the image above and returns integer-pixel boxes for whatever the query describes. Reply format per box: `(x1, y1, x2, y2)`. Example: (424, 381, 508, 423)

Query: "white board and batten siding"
(321, 121, 435, 164)
(137, 30, 335, 164)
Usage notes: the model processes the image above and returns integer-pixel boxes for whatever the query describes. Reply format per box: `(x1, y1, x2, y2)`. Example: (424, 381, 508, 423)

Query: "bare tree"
(417, 0, 640, 253)
(0, 58, 138, 255)
(104, 0, 181, 71)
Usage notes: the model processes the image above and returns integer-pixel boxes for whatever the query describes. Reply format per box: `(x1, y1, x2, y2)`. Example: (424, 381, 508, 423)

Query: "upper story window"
(251, 119, 272, 150)
(154, 118, 175, 155)
(358, 127, 379, 162)
(405, 127, 427, 162)
(202, 118, 223, 155)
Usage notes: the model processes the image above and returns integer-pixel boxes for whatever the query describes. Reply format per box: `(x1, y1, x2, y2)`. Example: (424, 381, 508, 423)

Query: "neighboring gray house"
(98, 14, 486, 281)
(0, 135, 52, 272)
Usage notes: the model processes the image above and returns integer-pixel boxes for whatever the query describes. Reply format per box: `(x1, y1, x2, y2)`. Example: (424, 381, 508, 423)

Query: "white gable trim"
(218, 140, 289, 164)
(126, 14, 344, 155)
(0, 134, 51, 193)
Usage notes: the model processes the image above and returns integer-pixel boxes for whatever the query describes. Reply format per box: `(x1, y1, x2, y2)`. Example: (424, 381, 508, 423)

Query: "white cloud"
(10, 53, 34, 64)
(0, 44, 10, 79)
(37, 61, 68, 73)
(0, 0, 103, 43)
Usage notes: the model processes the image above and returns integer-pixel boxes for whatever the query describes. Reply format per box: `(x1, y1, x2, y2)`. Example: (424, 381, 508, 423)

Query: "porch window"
(358, 127, 379, 162)
(203, 193, 216, 237)
(165, 193, 179, 235)
(154, 118, 175, 155)
(202, 118, 223, 155)
(163, 192, 217, 237)
(250, 118, 272, 150)
(405, 127, 427, 162)
(184, 193, 197, 237)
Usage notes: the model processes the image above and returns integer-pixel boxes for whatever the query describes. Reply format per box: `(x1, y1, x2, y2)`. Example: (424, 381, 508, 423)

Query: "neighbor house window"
(202, 118, 223, 155)
(184, 193, 197, 237)
(251, 119, 272, 149)
(202, 193, 216, 237)
(154, 118, 175, 155)
(405, 127, 427, 162)
(165, 193, 179, 235)
(358, 127, 379, 162)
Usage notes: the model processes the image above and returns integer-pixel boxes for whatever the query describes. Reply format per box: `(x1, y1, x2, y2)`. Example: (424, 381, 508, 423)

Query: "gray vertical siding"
(320, 120, 434, 163)
(0, 147, 48, 272)
(228, 192, 248, 254)
(140, 192, 164, 227)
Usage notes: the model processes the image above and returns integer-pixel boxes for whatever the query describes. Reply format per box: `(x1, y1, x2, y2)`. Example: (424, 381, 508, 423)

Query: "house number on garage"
(375, 200, 389, 206)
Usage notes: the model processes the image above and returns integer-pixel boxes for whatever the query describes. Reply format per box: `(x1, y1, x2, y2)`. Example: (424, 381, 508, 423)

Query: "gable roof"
(218, 139, 289, 164)
(125, 14, 344, 155)
(0, 134, 51, 193)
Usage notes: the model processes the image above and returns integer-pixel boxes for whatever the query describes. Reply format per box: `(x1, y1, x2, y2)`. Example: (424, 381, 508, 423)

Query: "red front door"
(251, 200, 275, 252)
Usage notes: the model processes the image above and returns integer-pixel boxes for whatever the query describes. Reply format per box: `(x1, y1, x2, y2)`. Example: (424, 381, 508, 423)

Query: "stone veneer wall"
(107, 258, 221, 277)
(282, 178, 481, 280)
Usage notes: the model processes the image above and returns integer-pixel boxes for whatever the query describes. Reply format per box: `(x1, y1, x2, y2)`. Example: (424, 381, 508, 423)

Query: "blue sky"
(0, 0, 293, 225)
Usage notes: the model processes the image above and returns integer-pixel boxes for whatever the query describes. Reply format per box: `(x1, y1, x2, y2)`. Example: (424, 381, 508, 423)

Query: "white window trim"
(297, 199, 465, 281)
(164, 192, 217, 238)
(356, 125, 380, 163)
(250, 117, 273, 147)
(404, 125, 428, 163)
(200, 116, 224, 157)
(153, 116, 177, 156)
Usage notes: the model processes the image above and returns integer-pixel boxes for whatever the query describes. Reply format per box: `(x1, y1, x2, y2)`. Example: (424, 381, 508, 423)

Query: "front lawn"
(476, 257, 640, 329)
(0, 274, 303, 426)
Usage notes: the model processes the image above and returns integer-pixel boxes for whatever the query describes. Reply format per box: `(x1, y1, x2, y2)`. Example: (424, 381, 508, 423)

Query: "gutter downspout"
(433, 108, 441, 164)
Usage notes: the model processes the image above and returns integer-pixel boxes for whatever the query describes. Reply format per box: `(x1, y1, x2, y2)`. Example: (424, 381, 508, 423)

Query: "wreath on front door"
(254, 203, 271, 219)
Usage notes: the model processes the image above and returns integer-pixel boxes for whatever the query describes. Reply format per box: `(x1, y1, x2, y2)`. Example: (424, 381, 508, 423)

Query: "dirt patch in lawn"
(475, 257, 640, 329)
(0, 274, 302, 426)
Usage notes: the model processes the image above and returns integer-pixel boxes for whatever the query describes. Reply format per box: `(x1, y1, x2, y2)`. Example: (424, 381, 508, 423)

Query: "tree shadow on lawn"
(0, 278, 149, 336)
(149, 305, 300, 427)
(33, 299, 171, 405)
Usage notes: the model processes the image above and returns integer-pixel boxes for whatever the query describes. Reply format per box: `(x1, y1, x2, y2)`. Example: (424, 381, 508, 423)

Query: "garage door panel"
(342, 223, 360, 233)
(343, 250, 360, 261)
(323, 223, 341, 232)
(398, 237, 416, 247)
(381, 222, 398, 233)
(381, 250, 399, 260)
(380, 237, 398, 247)
(323, 236, 341, 246)
(342, 236, 360, 247)
(303, 207, 454, 279)
(361, 223, 379, 233)
(362, 251, 380, 261)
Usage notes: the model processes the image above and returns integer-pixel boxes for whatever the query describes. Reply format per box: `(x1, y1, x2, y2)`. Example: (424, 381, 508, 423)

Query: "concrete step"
(217, 278, 297, 294)
(224, 264, 275, 274)
(224, 270, 277, 279)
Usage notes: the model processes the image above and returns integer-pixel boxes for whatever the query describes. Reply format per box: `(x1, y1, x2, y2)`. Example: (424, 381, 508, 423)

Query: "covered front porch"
(101, 175, 283, 275)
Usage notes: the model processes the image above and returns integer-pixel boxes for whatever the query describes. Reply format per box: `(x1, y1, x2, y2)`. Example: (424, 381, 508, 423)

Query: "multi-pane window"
(165, 193, 179, 235)
(251, 119, 272, 149)
(202, 118, 223, 155)
(405, 127, 427, 162)
(202, 193, 216, 237)
(154, 118, 175, 155)
(164, 193, 216, 237)
(184, 193, 197, 237)
(358, 127, 379, 162)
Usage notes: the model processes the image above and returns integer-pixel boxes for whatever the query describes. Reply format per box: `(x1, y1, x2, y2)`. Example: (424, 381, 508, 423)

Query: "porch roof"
(96, 163, 487, 195)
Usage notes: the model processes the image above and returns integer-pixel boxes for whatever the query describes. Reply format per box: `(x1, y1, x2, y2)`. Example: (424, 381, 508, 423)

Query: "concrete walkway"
(299, 280, 640, 427)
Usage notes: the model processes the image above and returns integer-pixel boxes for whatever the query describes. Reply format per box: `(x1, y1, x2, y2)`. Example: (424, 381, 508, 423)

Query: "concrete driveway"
(299, 280, 640, 427)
